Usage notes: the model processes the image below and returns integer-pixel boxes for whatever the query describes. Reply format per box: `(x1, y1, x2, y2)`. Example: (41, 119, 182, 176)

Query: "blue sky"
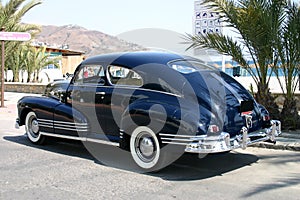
(19, 0, 195, 36)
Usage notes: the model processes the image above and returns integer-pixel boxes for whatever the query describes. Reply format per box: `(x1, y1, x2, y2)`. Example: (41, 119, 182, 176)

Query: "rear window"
(108, 65, 143, 87)
(168, 60, 214, 74)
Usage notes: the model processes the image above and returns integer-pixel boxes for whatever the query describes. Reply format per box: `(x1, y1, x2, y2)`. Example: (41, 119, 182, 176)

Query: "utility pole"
(1, 27, 5, 108)
(0, 28, 31, 107)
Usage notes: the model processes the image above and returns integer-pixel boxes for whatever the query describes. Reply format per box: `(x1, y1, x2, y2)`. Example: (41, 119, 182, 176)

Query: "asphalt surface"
(1, 92, 300, 199)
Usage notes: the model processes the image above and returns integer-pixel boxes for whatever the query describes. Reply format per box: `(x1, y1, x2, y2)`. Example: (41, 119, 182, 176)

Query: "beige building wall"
(62, 55, 85, 75)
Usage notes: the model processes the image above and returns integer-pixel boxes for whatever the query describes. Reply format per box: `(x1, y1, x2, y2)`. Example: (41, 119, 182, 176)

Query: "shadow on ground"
(4, 134, 258, 181)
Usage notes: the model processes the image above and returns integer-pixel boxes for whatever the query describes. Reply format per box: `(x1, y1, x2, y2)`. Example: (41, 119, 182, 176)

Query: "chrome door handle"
(96, 92, 105, 95)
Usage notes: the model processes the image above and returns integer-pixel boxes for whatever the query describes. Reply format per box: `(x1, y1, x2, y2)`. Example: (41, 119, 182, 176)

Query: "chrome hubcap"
(31, 119, 39, 134)
(139, 137, 154, 157)
(135, 132, 157, 162)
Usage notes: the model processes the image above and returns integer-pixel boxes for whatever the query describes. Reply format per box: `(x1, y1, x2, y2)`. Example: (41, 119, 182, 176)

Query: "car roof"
(81, 51, 197, 68)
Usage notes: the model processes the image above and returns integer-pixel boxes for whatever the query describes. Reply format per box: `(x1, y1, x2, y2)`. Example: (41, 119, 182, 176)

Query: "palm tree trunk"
(12, 70, 19, 82)
(255, 82, 280, 119)
(280, 97, 299, 130)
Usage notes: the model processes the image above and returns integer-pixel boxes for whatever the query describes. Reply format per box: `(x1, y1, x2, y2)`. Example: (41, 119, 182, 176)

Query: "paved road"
(1, 93, 300, 199)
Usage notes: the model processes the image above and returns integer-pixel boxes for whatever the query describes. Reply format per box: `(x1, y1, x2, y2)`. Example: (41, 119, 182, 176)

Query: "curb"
(252, 142, 300, 151)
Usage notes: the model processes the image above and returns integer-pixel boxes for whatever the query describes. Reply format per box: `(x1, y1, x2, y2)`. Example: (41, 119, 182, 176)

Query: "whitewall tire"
(130, 126, 160, 169)
(25, 111, 45, 144)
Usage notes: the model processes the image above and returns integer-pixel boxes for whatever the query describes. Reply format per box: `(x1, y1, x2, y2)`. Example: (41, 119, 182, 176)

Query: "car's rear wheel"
(130, 126, 160, 170)
(25, 111, 45, 144)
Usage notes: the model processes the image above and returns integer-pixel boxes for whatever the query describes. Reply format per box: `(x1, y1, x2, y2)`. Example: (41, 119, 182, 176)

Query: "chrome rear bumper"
(160, 120, 281, 154)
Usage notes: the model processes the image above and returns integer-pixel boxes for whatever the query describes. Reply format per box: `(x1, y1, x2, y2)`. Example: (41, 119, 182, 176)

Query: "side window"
(108, 65, 143, 87)
(73, 65, 105, 85)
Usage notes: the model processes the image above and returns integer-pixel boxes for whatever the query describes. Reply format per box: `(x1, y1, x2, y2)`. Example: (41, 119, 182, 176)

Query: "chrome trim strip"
(73, 84, 182, 98)
(160, 137, 194, 142)
(117, 86, 182, 98)
(53, 123, 88, 129)
(38, 118, 88, 125)
(41, 132, 86, 141)
(54, 126, 88, 132)
(40, 132, 119, 147)
(38, 119, 52, 122)
(38, 118, 88, 126)
(86, 138, 119, 147)
(39, 122, 53, 126)
(39, 125, 88, 132)
(161, 141, 189, 146)
(159, 133, 205, 138)
(39, 124, 53, 129)
(54, 120, 88, 126)
(37, 119, 89, 132)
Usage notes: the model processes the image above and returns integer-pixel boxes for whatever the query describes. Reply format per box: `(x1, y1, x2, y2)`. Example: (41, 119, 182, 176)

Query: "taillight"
(208, 125, 220, 133)
(262, 115, 270, 121)
(241, 111, 253, 116)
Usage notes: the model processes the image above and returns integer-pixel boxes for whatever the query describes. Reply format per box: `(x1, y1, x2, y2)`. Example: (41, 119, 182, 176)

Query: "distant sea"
(208, 60, 289, 77)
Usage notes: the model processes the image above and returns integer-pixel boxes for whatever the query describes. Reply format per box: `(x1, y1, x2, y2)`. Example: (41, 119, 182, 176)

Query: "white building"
(193, 0, 223, 36)
(193, 0, 225, 64)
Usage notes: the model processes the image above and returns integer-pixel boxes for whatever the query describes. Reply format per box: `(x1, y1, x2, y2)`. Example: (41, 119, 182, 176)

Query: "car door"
(101, 65, 144, 136)
(67, 64, 107, 136)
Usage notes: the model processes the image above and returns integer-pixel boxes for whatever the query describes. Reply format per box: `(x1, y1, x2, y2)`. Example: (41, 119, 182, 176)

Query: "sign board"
(1, 31, 31, 107)
(0, 32, 31, 41)
(194, 1, 223, 35)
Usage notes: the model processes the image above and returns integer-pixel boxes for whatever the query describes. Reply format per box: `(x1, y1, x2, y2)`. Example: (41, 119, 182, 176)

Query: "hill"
(33, 24, 146, 57)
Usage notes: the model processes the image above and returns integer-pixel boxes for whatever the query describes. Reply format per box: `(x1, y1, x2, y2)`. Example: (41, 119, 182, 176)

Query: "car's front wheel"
(25, 111, 45, 144)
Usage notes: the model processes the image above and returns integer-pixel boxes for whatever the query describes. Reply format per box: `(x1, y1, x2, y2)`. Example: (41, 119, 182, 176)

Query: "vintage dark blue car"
(16, 51, 281, 171)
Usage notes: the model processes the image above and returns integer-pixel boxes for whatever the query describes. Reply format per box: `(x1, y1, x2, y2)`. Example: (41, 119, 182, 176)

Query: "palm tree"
(5, 45, 27, 82)
(23, 45, 61, 83)
(0, 0, 41, 77)
(184, 0, 285, 119)
(275, 1, 300, 129)
(0, 0, 41, 32)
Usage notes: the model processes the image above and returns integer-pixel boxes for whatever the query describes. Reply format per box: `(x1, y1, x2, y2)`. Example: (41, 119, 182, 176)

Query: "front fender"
(18, 96, 61, 126)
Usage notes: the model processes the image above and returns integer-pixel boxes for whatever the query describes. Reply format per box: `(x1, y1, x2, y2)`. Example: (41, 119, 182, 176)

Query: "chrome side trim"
(37, 118, 89, 132)
(159, 133, 206, 138)
(40, 132, 119, 147)
(52, 123, 88, 129)
(86, 138, 119, 147)
(54, 120, 88, 126)
(38, 118, 88, 126)
(75, 84, 182, 98)
(54, 126, 89, 132)
(159, 133, 207, 146)
(160, 141, 190, 146)
(160, 137, 194, 142)
(41, 132, 86, 141)
(39, 125, 53, 129)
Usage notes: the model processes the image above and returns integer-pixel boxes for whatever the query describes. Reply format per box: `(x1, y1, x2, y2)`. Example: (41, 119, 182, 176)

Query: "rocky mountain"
(33, 24, 146, 57)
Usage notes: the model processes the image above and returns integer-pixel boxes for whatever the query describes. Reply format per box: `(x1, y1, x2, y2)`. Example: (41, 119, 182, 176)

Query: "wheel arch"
(119, 101, 182, 150)
(19, 108, 33, 126)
